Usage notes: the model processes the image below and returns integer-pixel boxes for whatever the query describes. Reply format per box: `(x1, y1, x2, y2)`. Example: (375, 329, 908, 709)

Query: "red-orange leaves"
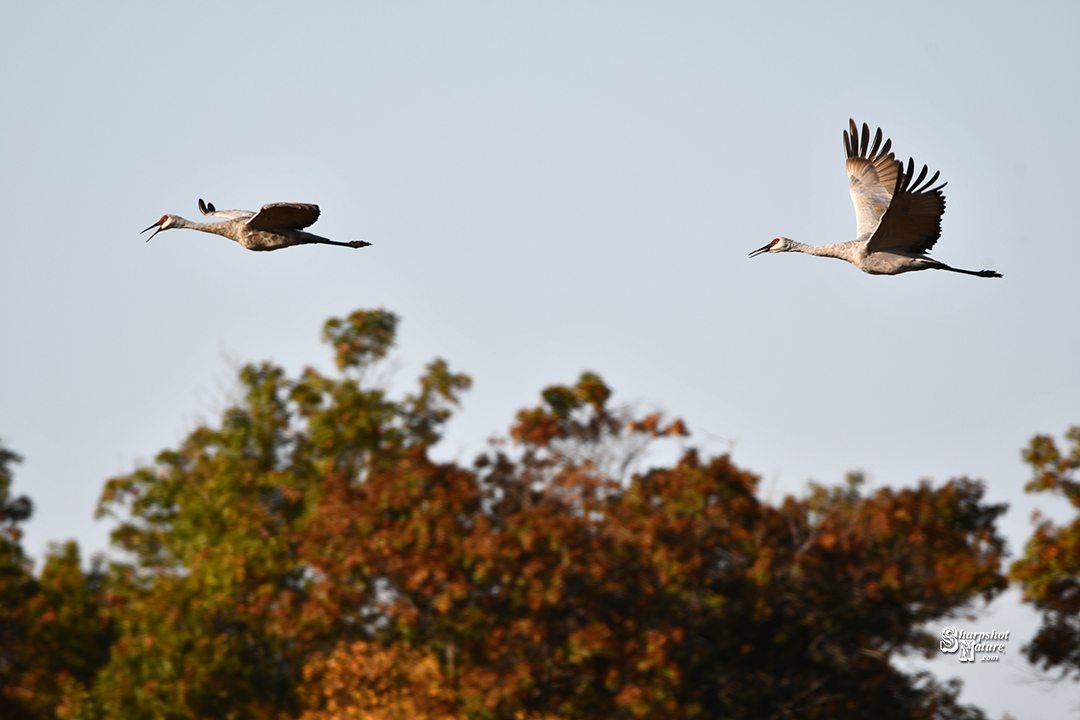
(511, 373, 622, 450)
(511, 407, 563, 447)
(628, 413, 689, 438)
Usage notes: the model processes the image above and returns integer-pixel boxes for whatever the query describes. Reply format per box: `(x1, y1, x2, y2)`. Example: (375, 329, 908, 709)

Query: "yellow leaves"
(53, 673, 92, 720)
(513, 711, 562, 720)
(637, 629, 678, 675)
(749, 550, 774, 584)
(880, 564, 901, 590)
(566, 623, 614, 664)
(301, 641, 456, 720)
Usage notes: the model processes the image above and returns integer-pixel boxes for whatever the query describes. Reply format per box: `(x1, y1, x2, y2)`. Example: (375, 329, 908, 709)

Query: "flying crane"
(142, 199, 371, 251)
(749, 120, 1001, 278)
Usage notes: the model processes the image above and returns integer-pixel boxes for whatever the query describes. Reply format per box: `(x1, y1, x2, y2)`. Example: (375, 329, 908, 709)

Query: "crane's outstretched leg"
(933, 262, 1002, 278)
(294, 233, 372, 249)
(313, 239, 370, 248)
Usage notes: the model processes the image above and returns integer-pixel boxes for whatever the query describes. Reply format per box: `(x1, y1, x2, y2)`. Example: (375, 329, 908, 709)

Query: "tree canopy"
(0, 309, 1025, 719)
(0, 441, 113, 720)
(1011, 425, 1080, 679)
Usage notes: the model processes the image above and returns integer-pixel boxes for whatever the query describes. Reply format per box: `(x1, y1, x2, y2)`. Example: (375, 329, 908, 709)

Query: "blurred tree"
(301, 372, 1006, 720)
(299, 640, 458, 720)
(74, 310, 469, 720)
(1011, 425, 1080, 679)
(0, 438, 36, 719)
(0, 441, 112, 720)
(56, 309, 1008, 719)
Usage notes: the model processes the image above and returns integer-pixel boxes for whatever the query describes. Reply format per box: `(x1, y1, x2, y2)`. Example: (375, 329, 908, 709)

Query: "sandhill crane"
(142, 199, 371, 251)
(749, 120, 1001, 278)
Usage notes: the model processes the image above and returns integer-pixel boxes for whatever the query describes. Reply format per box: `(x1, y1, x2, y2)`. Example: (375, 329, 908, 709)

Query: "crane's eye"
(160, 215, 168, 224)
(771, 238, 780, 245)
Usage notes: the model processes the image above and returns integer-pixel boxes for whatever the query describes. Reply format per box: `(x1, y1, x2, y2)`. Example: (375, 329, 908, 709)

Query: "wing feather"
(247, 202, 321, 231)
(845, 121, 947, 256)
(865, 154, 947, 256)
(198, 198, 254, 221)
(846, 121, 901, 240)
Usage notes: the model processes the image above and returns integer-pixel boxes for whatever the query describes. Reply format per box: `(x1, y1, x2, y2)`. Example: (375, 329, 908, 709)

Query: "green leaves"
(76, 310, 472, 720)
(0, 440, 30, 530)
(0, 440, 112, 720)
(322, 309, 397, 372)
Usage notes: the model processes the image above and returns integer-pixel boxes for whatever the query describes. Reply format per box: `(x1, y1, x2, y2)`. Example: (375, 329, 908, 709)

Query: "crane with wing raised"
(750, 120, 1000, 278)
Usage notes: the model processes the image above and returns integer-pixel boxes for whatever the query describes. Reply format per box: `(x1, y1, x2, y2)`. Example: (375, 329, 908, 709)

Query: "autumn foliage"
(1011, 425, 1080, 679)
(300, 641, 457, 720)
(0, 309, 1026, 719)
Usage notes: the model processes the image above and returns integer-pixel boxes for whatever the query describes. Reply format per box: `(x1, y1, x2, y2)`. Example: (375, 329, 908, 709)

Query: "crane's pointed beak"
(748, 243, 772, 258)
(142, 221, 163, 242)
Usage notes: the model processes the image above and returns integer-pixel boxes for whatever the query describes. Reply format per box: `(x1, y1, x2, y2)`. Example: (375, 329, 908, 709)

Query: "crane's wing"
(865, 155, 946, 256)
(844, 120, 901, 241)
(198, 198, 254, 221)
(247, 202, 321, 231)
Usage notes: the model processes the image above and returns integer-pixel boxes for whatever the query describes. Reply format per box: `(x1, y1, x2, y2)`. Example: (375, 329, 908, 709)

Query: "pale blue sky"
(2, 2, 1078, 716)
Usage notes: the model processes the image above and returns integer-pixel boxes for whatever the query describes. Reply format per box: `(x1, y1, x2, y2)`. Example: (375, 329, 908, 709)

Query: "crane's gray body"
(143, 199, 370, 251)
(750, 120, 1000, 278)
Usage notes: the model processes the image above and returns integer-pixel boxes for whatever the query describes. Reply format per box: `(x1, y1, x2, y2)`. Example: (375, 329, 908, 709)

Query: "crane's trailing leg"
(928, 262, 1002, 278)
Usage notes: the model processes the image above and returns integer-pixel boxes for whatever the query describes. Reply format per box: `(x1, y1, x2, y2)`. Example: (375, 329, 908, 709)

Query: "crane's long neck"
(171, 216, 236, 238)
(787, 239, 861, 263)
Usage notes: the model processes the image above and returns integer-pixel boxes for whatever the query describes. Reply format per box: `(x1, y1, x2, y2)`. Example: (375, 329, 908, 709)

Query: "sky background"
(2, 1, 1078, 716)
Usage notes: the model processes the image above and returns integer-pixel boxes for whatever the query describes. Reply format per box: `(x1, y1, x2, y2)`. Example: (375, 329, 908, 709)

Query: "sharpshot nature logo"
(940, 626, 1010, 663)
